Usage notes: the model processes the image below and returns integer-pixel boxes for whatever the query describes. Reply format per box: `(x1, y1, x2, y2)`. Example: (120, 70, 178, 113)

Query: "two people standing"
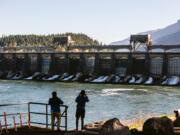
(48, 90, 89, 131)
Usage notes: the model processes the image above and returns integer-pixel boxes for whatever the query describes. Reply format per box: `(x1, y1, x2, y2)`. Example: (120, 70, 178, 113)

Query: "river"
(0, 80, 180, 129)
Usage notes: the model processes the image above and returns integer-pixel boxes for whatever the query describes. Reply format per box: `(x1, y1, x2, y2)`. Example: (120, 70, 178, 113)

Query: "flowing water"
(0, 80, 180, 129)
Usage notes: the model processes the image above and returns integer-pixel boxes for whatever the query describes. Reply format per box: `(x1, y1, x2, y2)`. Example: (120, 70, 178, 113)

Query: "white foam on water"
(103, 88, 135, 93)
(101, 88, 135, 96)
(101, 88, 148, 96)
(101, 92, 119, 96)
(137, 89, 148, 92)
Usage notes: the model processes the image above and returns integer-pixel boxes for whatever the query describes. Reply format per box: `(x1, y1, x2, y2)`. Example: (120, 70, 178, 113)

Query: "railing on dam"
(0, 102, 68, 132)
(1, 44, 180, 53)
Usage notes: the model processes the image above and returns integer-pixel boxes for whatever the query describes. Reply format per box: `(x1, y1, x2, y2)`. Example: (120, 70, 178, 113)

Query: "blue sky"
(0, 0, 180, 44)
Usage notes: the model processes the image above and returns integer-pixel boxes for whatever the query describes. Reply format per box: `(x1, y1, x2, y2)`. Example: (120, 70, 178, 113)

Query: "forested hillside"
(0, 33, 100, 47)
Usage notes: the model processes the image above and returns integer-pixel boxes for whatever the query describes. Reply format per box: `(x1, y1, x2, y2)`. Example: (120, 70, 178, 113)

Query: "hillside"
(0, 33, 100, 47)
(111, 19, 180, 45)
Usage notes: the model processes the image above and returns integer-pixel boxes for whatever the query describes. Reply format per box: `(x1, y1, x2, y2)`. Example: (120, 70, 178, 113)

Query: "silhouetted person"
(173, 110, 180, 127)
(75, 90, 89, 130)
(174, 110, 179, 118)
(49, 91, 64, 130)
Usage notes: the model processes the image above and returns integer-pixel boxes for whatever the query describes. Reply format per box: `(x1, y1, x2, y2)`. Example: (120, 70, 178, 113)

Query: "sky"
(0, 0, 180, 44)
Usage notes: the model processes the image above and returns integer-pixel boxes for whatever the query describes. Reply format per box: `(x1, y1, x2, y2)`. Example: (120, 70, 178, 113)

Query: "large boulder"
(143, 116, 174, 135)
(84, 118, 131, 135)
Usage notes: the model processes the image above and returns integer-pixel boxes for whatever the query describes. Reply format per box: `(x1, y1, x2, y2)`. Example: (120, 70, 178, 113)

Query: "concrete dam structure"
(0, 51, 180, 85)
(0, 35, 180, 85)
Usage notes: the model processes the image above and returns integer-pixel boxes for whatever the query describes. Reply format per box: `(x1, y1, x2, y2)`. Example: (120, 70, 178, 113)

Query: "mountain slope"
(111, 20, 180, 45)
(154, 30, 180, 45)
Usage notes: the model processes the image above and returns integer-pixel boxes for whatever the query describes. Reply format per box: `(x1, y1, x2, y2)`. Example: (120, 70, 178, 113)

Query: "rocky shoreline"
(1, 114, 180, 135)
(82, 114, 180, 135)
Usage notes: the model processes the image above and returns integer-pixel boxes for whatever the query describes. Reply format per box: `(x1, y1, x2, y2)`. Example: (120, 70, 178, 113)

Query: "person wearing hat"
(75, 90, 89, 130)
(49, 91, 64, 130)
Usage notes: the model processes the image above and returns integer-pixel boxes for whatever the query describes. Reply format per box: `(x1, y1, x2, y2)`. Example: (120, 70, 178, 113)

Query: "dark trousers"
(76, 108, 85, 130)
